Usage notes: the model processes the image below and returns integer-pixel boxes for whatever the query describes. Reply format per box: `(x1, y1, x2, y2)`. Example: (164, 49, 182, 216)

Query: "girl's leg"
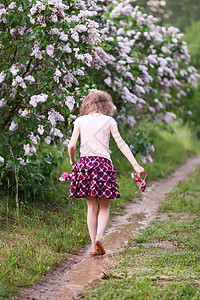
(86, 196, 99, 252)
(96, 197, 110, 242)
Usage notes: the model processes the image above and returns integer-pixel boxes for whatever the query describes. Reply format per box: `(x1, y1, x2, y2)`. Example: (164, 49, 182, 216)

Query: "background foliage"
(134, 0, 200, 32)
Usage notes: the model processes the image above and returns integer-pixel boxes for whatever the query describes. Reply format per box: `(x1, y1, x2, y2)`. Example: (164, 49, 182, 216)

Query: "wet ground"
(15, 155, 200, 300)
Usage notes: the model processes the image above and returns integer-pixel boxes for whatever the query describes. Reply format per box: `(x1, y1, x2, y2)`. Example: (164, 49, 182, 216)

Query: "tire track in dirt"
(14, 155, 200, 300)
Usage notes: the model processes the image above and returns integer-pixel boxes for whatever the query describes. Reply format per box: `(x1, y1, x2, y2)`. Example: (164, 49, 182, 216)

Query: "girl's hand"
(70, 158, 77, 166)
(134, 164, 144, 174)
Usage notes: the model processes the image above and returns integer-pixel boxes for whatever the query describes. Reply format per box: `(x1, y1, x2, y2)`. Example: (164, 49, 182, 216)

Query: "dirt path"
(14, 155, 200, 300)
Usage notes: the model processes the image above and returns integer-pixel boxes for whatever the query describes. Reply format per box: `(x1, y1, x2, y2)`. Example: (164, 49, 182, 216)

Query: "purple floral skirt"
(68, 156, 120, 199)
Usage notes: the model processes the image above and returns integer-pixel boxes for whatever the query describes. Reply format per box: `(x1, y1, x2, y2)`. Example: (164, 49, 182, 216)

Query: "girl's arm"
(111, 124, 144, 174)
(68, 124, 80, 166)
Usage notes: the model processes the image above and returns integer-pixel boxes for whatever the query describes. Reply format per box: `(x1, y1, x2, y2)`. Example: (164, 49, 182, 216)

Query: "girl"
(68, 90, 144, 256)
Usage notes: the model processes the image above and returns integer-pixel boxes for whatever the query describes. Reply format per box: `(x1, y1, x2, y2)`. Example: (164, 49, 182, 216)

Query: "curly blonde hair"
(80, 90, 115, 116)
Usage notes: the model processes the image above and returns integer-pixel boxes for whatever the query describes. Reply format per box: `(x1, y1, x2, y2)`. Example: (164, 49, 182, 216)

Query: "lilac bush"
(0, 0, 109, 195)
(0, 0, 199, 196)
(97, 2, 199, 123)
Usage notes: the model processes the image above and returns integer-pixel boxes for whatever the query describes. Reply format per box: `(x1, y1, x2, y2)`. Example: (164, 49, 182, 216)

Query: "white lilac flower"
(19, 108, 31, 117)
(140, 155, 147, 164)
(0, 71, 6, 83)
(17, 157, 26, 166)
(53, 68, 62, 83)
(147, 144, 155, 152)
(187, 66, 197, 73)
(66, 15, 80, 23)
(187, 111, 192, 115)
(18, 5, 23, 12)
(138, 98, 146, 105)
(86, 25, 101, 45)
(29, 96, 39, 107)
(10, 28, 16, 36)
(31, 44, 43, 59)
(78, 10, 97, 20)
(0, 98, 7, 107)
(74, 0, 86, 10)
(179, 90, 186, 97)
(149, 106, 156, 113)
(134, 84, 145, 95)
(71, 31, 79, 42)
(162, 112, 177, 124)
(69, 114, 76, 121)
(75, 69, 85, 76)
(63, 71, 77, 87)
(117, 28, 125, 36)
(180, 70, 188, 77)
(45, 136, 51, 145)
(153, 99, 164, 110)
(163, 93, 172, 100)
(28, 14, 35, 24)
(51, 14, 58, 23)
(62, 44, 72, 53)
(126, 116, 136, 127)
(65, 96, 75, 111)
(24, 75, 35, 83)
(17, 24, 26, 35)
(8, 2, 17, 9)
(59, 32, 68, 41)
(30, 1, 45, 15)
(9, 121, 18, 131)
(29, 132, 40, 145)
(146, 154, 153, 163)
(76, 53, 93, 67)
(50, 128, 63, 138)
(124, 72, 133, 81)
(121, 4, 132, 16)
(23, 144, 36, 156)
(29, 94, 48, 107)
(48, 109, 64, 127)
(104, 77, 111, 86)
(147, 55, 158, 65)
(143, 31, 151, 40)
(49, 28, 59, 35)
(0, 7, 7, 20)
(37, 124, 44, 135)
(37, 14, 46, 27)
(122, 87, 138, 104)
(10, 64, 19, 76)
(75, 24, 87, 33)
(12, 75, 26, 89)
(46, 44, 54, 57)
(63, 139, 69, 147)
(136, 77, 144, 85)
(110, 3, 123, 18)
(0, 156, 4, 163)
(161, 46, 171, 54)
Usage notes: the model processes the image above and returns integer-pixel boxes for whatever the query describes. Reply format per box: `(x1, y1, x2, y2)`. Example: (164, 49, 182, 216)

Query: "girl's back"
(74, 112, 117, 161)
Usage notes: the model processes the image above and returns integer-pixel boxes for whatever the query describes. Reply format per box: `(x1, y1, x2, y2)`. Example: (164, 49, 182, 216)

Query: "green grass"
(0, 122, 200, 298)
(0, 197, 89, 297)
(161, 167, 200, 216)
(82, 167, 200, 300)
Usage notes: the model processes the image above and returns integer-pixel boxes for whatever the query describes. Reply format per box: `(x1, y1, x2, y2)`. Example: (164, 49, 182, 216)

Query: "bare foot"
(95, 240, 106, 255)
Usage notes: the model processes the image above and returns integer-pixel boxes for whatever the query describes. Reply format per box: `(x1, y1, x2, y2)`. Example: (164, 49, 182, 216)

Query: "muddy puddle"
(15, 155, 200, 300)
